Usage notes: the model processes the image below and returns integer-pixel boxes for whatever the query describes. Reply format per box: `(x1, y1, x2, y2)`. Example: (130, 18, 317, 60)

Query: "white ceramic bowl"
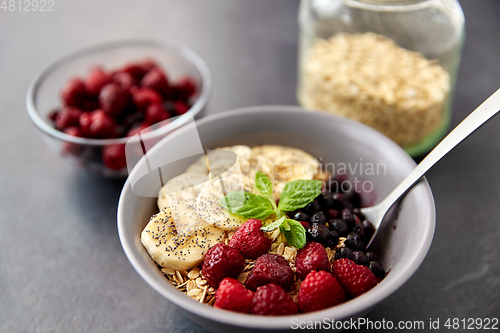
(117, 106, 435, 332)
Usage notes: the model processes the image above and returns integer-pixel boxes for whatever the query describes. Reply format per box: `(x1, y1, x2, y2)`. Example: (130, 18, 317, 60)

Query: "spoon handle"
(379, 88, 500, 211)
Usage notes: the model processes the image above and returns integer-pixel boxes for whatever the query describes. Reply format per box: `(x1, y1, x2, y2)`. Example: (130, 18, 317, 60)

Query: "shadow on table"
(65, 171, 126, 229)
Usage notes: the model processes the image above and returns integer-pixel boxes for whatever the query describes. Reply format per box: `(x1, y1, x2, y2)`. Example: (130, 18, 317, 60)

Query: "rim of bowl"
(26, 39, 212, 146)
(117, 106, 436, 330)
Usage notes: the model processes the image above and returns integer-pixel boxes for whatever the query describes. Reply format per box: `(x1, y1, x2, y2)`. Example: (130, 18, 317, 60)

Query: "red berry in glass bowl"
(173, 100, 189, 115)
(98, 83, 130, 117)
(144, 103, 170, 126)
(61, 127, 83, 156)
(85, 67, 112, 96)
(121, 63, 148, 82)
(112, 72, 136, 90)
(140, 59, 158, 73)
(102, 144, 127, 170)
(141, 68, 170, 96)
(126, 123, 150, 137)
(88, 110, 117, 138)
(130, 86, 162, 111)
(55, 107, 83, 130)
(174, 76, 196, 100)
(60, 78, 87, 107)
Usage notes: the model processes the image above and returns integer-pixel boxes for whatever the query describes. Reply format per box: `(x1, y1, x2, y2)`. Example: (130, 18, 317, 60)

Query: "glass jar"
(297, 0, 464, 156)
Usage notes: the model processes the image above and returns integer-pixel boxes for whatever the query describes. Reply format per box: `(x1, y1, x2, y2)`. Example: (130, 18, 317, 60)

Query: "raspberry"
(141, 68, 169, 96)
(333, 258, 377, 297)
(98, 83, 129, 117)
(130, 87, 163, 110)
(79, 112, 92, 137)
(214, 278, 254, 313)
(64, 126, 81, 137)
(299, 221, 310, 230)
(121, 63, 148, 82)
(296, 242, 330, 280)
(60, 78, 87, 107)
(102, 144, 126, 170)
(102, 144, 127, 170)
(80, 98, 100, 112)
(144, 103, 170, 126)
(48, 109, 59, 122)
(298, 270, 345, 313)
(112, 72, 136, 90)
(55, 107, 83, 130)
(229, 219, 271, 259)
(173, 100, 190, 115)
(61, 127, 83, 156)
(87, 110, 117, 138)
(174, 76, 196, 100)
(85, 67, 112, 96)
(245, 254, 294, 291)
(140, 59, 158, 73)
(202, 243, 245, 288)
(126, 124, 150, 137)
(251, 284, 298, 316)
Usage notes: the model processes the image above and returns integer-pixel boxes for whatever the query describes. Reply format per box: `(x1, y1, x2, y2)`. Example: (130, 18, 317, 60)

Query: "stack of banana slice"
(141, 145, 319, 271)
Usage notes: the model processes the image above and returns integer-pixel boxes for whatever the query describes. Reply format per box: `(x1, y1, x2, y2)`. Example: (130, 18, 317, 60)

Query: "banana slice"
(141, 209, 226, 271)
(185, 155, 209, 174)
(248, 145, 319, 183)
(184, 145, 252, 176)
(194, 174, 255, 232)
(157, 173, 209, 210)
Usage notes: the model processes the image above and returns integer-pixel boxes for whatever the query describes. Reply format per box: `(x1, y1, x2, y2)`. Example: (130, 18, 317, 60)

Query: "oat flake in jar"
(297, 0, 464, 156)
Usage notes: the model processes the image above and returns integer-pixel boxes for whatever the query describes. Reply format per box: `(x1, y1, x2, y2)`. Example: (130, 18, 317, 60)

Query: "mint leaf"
(260, 216, 285, 232)
(255, 171, 273, 199)
(277, 179, 322, 212)
(283, 219, 306, 249)
(280, 218, 290, 234)
(219, 191, 274, 220)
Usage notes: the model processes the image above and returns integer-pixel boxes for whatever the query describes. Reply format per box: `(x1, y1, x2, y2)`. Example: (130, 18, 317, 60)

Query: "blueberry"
(307, 223, 330, 244)
(342, 208, 356, 224)
(353, 251, 370, 266)
(334, 247, 354, 261)
(292, 211, 309, 222)
(326, 230, 339, 248)
(331, 193, 345, 210)
(328, 178, 341, 193)
(320, 191, 334, 207)
(327, 209, 340, 219)
(369, 261, 385, 278)
(345, 232, 365, 251)
(310, 211, 327, 225)
(366, 251, 378, 262)
(362, 220, 375, 240)
(329, 219, 349, 237)
(352, 208, 366, 221)
(346, 191, 362, 208)
(353, 222, 366, 238)
(304, 200, 321, 214)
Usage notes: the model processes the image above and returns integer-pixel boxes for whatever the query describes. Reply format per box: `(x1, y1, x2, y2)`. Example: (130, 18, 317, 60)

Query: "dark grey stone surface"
(0, 0, 499, 332)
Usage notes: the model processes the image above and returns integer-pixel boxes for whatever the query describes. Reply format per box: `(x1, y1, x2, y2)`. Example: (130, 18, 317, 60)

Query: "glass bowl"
(26, 39, 211, 178)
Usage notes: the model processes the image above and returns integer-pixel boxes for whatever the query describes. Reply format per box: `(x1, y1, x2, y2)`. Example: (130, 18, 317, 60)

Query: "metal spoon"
(362, 88, 500, 248)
